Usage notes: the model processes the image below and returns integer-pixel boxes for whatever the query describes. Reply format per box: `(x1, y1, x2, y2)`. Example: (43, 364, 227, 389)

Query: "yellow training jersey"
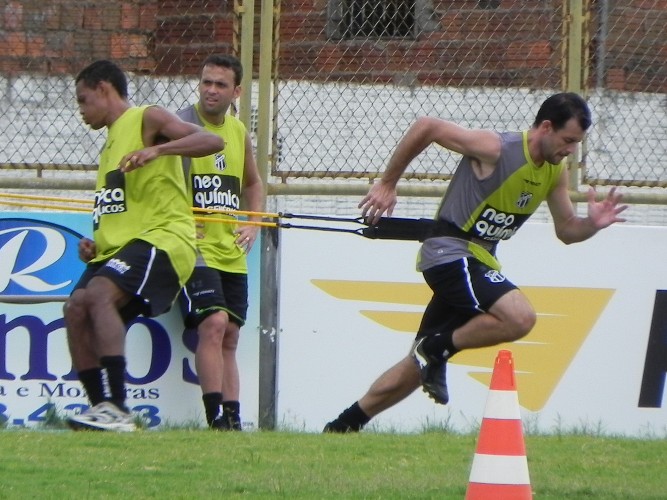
(177, 104, 248, 274)
(91, 105, 196, 286)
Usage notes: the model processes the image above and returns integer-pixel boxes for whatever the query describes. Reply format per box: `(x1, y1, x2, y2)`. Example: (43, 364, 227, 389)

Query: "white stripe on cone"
(468, 453, 531, 484)
(482, 389, 521, 419)
(465, 350, 532, 500)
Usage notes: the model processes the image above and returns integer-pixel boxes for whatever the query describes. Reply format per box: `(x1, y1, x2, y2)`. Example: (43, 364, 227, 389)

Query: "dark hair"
(533, 92, 591, 131)
(201, 54, 243, 86)
(75, 60, 129, 99)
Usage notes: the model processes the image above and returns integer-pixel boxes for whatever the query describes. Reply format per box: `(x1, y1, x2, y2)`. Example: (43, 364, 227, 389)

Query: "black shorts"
(417, 258, 518, 338)
(179, 266, 248, 328)
(73, 239, 182, 323)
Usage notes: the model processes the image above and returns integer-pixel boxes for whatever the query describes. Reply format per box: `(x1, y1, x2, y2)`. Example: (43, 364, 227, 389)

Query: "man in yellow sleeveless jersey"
(324, 93, 628, 433)
(65, 60, 223, 432)
(177, 55, 264, 430)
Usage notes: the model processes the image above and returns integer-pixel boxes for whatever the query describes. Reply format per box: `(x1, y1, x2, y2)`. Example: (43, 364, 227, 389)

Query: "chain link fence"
(273, 0, 667, 190)
(275, 1, 563, 181)
(583, 1, 667, 188)
(0, 1, 665, 208)
(0, 0, 238, 179)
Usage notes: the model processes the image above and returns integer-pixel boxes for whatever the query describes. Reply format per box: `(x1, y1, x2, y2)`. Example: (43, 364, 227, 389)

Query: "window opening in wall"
(478, 0, 501, 9)
(342, 0, 416, 38)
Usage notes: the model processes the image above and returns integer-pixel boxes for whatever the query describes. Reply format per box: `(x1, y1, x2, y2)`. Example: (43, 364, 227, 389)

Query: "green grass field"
(0, 429, 665, 499)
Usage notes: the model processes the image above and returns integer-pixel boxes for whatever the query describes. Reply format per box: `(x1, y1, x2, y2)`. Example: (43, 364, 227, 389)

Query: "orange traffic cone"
(465, 349, 532, 500)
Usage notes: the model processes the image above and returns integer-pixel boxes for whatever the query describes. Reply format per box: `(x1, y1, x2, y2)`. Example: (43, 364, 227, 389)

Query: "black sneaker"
(411, 337, 450, 405)
(322, 420, 358, 433)
(211, 414, 242, 431)
(210, 415, 230, 430)
(226, 414, 243, 431)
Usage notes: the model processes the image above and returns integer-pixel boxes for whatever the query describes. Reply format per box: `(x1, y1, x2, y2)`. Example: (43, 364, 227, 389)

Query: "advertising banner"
(0, 212, 260, 429)
(278, 223, 667, 436)
(4, 211, 666, 436)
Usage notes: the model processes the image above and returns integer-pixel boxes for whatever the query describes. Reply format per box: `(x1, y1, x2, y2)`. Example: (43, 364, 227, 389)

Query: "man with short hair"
(65, 59, 223, 432)
(324, 92, 627, 432)
(178, 54, 264, 430)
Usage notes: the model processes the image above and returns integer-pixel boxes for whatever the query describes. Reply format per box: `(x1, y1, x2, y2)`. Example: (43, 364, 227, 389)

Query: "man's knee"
(492, 290, 537, 341)
(197, 311, 228, 347)
(510, 307, 537, 340)
(64, 290, 87, 323)
(222, 326, 240, 352)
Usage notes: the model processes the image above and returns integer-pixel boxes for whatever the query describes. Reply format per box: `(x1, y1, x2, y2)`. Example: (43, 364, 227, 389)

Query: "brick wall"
(0, 0, 235, 76)
(273, 0, 560, 87)
(602, 0, 667, 92)
(0, 0, 664, 92)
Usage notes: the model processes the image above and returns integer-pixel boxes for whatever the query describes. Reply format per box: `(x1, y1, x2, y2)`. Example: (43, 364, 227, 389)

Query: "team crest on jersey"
(214, 153, 227, 172)
(516, 191, 532, 209)
(484, 270, 506, 283)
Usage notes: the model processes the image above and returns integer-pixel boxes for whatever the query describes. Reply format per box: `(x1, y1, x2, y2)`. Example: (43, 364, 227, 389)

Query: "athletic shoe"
(67, 402, 136, 432)
(411, 337, 450, 405)
(210, 414, 243, 431)
(210, 415, 230, 430)
(227, 414, 243, 431)
(322, 420, 358, 433)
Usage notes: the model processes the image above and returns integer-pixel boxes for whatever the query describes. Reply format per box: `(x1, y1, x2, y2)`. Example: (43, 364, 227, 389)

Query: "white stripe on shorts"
(136, 246, 157, 296)
(181, 284, 193, 313)
(462, 257, 483, 312)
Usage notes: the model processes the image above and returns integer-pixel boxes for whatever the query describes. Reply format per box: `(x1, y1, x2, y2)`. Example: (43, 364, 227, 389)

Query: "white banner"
(0, 212, 260, 429)
(4, 211, 666, 436)
(278, 223, 667, 436)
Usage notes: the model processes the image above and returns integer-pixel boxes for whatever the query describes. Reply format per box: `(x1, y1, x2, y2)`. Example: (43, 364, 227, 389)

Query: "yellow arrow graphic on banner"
(311, 279, 614, 411)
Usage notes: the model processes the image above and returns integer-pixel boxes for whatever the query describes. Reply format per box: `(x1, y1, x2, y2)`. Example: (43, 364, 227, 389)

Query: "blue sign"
(0, 216, 87, 298)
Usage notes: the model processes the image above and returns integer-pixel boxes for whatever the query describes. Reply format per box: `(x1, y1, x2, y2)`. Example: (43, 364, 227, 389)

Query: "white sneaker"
(67, 402, 136, 432)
